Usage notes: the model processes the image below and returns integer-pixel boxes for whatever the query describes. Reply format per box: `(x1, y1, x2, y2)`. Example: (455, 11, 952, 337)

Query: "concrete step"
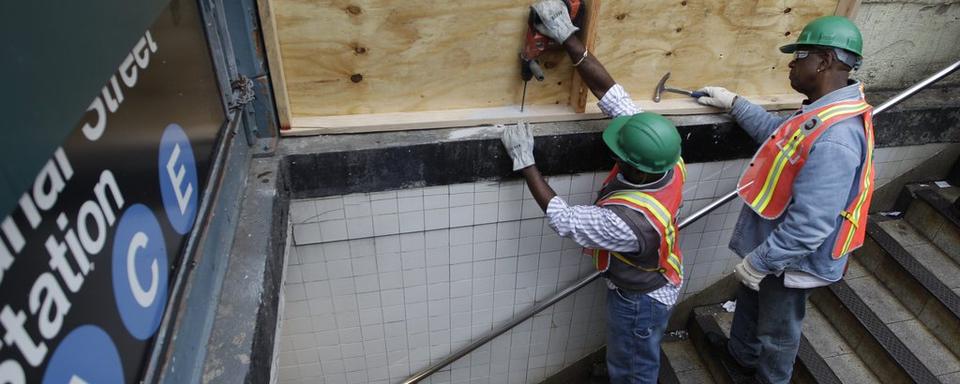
(801, 302, 879, 384)
(903, 185, 960, 262)
(858, 220, 960, 359)
(841, 259, 960, 381)
(688, 304, 840, 384)
(810, 279, 935, 383)
(660, 338, 715, 384)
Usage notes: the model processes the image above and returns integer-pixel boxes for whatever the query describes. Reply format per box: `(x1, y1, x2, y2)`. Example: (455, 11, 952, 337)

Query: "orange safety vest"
(588, 160, 686, 285)
(737, 91, 875, 259)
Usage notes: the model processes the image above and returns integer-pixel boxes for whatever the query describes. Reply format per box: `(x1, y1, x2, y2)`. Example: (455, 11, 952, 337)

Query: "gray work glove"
(531, 0, 579, 43)
(500, 121, 535, 171)
(733, 257, 766, 291)
(696, 86, 738, 111)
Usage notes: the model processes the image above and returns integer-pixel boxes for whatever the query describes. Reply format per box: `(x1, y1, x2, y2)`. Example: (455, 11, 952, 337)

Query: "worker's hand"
(531, 0, 579, 43)
(733, 257, 766, 291)
(500, 121, 536, 171)
(696, 86, 738, 111)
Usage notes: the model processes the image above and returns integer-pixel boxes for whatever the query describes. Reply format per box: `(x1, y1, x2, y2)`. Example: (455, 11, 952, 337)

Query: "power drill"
(519, 0, 582, 112)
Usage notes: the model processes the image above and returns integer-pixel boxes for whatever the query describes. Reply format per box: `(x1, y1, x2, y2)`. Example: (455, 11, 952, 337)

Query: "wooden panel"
(589, 0, 836, 106)
(286, 93, 804, 135)
(274, 0, 574, 117)
(257, 0, 293, 129)
(569, 0, 602, 113)
(264, 0, 839, 134)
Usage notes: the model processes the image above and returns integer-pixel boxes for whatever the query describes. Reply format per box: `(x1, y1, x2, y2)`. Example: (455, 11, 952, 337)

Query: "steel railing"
(402, 58, 960, 384)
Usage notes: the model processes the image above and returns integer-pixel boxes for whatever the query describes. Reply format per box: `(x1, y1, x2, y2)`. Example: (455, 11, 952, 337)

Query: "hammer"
(653, 72, 706, 102)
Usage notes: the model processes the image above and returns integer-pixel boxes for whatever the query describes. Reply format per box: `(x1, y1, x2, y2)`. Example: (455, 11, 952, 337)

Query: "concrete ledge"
(202, 157, 289, 383)
(280, 87, 960, 199)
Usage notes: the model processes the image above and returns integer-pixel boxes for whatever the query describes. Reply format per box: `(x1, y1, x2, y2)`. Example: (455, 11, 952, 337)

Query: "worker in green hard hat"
(696, 16, 874, 384)
(501, 1, 688, 382)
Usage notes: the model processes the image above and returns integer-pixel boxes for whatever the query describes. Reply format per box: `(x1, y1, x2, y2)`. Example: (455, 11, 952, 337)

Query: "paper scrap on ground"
(722, 300, 737, 313)
(935, 180, 952, 188)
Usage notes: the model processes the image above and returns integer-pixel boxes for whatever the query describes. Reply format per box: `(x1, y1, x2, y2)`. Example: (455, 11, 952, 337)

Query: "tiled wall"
(276, 143, 953, 384)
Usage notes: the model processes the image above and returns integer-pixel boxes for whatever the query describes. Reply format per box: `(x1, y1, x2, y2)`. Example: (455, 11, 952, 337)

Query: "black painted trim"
(825, 281, 940, 383)
(284, 105, 960, 199)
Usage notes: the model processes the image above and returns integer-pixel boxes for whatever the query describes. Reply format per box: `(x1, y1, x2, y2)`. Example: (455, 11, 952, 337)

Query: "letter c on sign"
(112, 204, 168, 340)
(127, 232, 158, 308)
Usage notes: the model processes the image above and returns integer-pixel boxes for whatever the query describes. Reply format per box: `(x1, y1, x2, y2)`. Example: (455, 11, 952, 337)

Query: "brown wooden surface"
(585, 0, 836, 107)
(569, 0, 602, 113)
(273, 1, 573, 118)
(256, 0, 293, 129)
(262, 0, 838, 134)
(286, 93, 804, 135)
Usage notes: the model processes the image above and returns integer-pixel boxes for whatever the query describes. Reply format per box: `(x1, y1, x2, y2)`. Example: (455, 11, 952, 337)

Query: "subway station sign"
(0, 1, 225, 382)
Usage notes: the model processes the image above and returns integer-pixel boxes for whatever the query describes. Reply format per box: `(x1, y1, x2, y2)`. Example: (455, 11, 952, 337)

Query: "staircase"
(667, 182, 960, 383)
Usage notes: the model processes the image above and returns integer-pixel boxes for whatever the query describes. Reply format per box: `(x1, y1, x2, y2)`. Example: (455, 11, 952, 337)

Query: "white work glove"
(500, 121, 535, 171)
(531, 0, 579, 43)
(696, 86, 738, 111)
(733, 257, 766, 291)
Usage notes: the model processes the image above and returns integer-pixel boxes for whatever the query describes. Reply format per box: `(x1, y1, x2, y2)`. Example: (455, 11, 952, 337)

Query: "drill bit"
(521, 80, 528, 112)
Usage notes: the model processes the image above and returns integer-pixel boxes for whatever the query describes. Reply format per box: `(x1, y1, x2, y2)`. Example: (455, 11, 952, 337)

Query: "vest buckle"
(840, 210, 859, 228)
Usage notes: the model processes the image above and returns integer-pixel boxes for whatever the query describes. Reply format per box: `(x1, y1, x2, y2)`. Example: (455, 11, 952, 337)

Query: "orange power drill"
(519, 0, 582, 111)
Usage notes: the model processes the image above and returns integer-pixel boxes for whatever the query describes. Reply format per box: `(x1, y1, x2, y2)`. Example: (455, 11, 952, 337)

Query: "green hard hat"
(603, 112, 681, 174)
(780, 16, 863, 56)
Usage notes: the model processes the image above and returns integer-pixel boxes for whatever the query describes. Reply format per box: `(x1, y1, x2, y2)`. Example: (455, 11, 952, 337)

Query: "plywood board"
(286, 93, 804, 135)
(257, 0, 293, 129)
(265, 0, 840, 134)
(587, 0, 837, 106)
(273, 1, 575, 117)
(569, 0, 602, 113)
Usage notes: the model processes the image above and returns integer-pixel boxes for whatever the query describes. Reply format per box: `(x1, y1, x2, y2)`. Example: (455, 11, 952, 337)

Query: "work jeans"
(728, 274, 812, 384)
(606, 287, 671, 384)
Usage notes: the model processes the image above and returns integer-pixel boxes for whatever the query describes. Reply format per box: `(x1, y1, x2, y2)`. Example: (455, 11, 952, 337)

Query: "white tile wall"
(278, 143, 953, 384)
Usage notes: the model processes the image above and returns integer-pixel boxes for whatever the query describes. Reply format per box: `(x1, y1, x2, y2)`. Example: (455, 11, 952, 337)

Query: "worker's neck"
(805, 75, 849, 103)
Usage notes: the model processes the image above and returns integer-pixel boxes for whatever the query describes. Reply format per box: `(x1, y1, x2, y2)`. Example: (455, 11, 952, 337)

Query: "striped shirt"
(547, 84, 680, 306)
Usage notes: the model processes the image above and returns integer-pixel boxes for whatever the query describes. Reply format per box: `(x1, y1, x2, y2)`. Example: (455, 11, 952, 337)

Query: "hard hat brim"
(602, 115, 632, 166)
(779, 43, 798, 54)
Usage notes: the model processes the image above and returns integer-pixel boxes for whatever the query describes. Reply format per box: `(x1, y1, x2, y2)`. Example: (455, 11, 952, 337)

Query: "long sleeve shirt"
(728, 81, 868, 286)
(544, 84, 680, 306)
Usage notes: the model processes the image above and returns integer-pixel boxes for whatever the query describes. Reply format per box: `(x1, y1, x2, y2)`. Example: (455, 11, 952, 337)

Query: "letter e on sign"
(158, 124, 198, 235)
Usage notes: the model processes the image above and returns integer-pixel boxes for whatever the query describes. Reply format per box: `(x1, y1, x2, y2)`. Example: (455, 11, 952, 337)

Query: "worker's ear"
(819, 50, 836, 72)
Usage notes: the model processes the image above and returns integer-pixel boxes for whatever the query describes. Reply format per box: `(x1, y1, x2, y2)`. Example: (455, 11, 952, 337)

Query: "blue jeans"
(606, 287, 671, 384)
(728, 275, 811, 384)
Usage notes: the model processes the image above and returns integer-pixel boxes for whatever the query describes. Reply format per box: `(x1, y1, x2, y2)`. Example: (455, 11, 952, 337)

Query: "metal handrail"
(402, 58, 960, 384)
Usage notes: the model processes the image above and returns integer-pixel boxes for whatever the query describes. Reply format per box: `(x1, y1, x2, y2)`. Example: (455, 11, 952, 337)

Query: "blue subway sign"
(0, 1, 225, 382)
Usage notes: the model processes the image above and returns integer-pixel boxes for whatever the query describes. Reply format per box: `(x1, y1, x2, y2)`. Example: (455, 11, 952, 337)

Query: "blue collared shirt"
(729, 81, 868, 282)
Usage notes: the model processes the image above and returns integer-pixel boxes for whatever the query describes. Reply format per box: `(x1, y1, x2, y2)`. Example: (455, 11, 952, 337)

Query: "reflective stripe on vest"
(738, 88, 875, 258)
(589, 160, 685, 285)
(832, 109, 876, 258)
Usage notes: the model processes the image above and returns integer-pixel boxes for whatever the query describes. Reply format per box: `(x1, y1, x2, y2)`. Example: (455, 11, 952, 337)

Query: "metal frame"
(142, 0, 273, 381)
(402, 58, 960, 384)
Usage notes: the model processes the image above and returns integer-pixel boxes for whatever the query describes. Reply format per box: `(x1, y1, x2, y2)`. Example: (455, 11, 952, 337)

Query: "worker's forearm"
(563, 36, 615, 99)
(520, 165, 557, 211)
